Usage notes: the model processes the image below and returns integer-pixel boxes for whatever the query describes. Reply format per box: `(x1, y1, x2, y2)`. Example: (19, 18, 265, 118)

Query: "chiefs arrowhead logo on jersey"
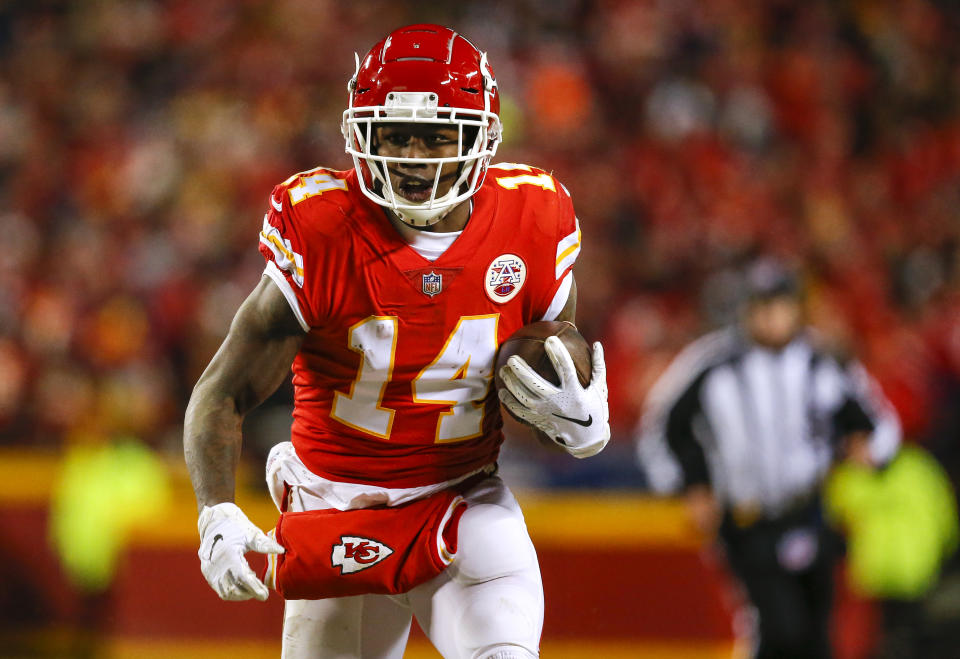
(331, 536, 394, 574)
(485, 254, 526, 303)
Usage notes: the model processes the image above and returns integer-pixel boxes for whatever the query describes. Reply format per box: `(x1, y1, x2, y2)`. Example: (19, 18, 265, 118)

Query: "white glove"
(197, 502, 284, 602)
(498, 336, 610, 459)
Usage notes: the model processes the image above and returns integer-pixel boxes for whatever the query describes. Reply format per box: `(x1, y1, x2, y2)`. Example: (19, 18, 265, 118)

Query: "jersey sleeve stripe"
(259, 216, 305, 287)
(539, 271, 573, 321)
(555, 217, 582, 279)
(556, 217, 581, 259)
(263, 262, 310, 332)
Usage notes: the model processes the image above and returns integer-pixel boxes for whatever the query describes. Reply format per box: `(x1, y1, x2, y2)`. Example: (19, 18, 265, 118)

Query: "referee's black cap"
(743, 258, 801, 301)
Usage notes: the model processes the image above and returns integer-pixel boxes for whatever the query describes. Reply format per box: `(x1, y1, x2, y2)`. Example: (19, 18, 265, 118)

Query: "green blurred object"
(826, 445, 959, 600)
(50, 437, 171, 592)
(497, 93, 524, 146)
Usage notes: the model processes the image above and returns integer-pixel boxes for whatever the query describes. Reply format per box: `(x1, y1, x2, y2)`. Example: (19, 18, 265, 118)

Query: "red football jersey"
(258, 163, 581, 487)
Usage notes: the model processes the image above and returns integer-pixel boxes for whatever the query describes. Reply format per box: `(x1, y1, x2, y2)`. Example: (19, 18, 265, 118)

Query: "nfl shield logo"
(422, 271, 443, 297)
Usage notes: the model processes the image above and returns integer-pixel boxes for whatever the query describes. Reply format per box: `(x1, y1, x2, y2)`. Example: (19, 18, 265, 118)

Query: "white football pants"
(279, 476, 543, 659)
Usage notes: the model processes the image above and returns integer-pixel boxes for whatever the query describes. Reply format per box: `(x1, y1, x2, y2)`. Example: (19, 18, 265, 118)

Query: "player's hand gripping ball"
(495, 321, 610, 458)
(494, 321, 592, 390)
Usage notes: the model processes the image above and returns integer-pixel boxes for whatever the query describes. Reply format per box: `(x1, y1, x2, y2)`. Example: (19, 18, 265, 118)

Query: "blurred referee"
(637, 258, 901, 659)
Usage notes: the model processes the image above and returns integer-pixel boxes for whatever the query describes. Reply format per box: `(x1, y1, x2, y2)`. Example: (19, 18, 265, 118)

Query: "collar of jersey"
(355, 171, 498, 270)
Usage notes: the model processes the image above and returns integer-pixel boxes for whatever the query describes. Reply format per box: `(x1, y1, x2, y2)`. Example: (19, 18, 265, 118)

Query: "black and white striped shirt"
(636, 327, 901, 517)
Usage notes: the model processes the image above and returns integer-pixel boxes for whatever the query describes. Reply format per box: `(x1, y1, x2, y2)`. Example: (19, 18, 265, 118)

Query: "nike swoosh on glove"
(498, 336, 610, 459)
(197, 502, 284, 601)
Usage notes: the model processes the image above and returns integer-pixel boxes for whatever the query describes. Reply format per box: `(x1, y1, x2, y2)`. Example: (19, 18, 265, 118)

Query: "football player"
(184, 24, 610, 659)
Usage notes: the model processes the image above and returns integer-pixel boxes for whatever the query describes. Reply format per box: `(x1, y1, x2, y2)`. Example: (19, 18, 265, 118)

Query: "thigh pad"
(453, 481, 536, 584)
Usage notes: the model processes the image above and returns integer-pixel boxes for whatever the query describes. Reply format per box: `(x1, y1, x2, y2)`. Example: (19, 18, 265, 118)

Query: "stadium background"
(1, 0, 960, 657)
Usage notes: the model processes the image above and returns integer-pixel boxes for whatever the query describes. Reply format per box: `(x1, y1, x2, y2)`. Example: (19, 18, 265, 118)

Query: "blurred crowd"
(2, 0, 960, 486)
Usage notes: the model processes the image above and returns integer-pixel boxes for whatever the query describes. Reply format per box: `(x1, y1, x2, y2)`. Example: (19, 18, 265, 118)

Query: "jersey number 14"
(331, 315, 499, 443)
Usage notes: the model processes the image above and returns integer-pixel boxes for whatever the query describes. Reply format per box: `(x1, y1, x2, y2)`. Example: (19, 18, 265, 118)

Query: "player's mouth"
(396, 177, 435, 203)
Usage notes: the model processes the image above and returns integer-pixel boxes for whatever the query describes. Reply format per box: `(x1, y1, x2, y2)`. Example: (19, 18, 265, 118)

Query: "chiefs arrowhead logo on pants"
(264, 488, 468, 599)
(331, 536, 395, 574)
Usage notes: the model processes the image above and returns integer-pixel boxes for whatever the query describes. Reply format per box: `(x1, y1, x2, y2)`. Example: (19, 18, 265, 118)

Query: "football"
(494, 320, 592, 391)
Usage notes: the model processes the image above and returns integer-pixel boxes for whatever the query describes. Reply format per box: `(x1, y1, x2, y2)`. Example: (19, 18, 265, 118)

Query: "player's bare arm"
(184, 277, 303, 601)
(184, 276, 305, 510)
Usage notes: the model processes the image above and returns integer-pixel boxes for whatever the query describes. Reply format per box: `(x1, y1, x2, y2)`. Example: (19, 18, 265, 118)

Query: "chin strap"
(391, 176, 476, 227)
(397, 204, 454, 227)
(397, 198, 474, 230)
